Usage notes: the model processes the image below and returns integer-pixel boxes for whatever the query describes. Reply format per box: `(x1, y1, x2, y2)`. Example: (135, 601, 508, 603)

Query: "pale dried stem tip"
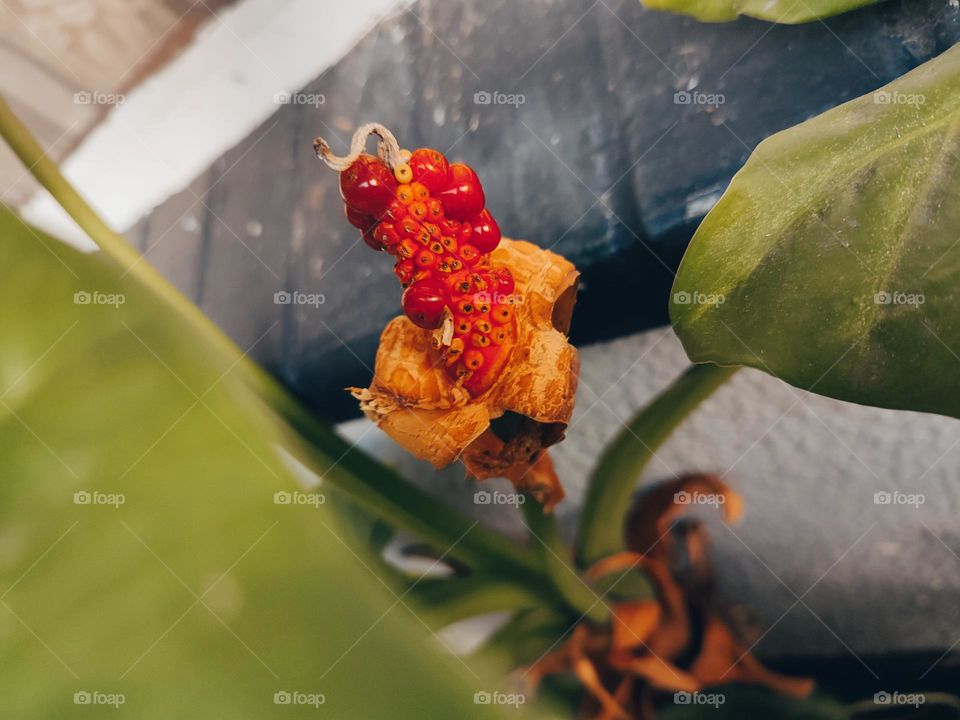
(313, 123, 404, 171)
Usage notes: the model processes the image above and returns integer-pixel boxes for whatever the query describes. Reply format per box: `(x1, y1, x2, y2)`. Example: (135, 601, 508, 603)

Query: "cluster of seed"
(339, 148, 517, 396)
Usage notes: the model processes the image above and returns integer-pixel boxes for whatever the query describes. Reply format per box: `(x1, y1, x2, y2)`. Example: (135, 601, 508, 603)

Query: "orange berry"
(394, 162, 413, 183)
(492, 306, 513, 324)
(409, 201, 428, 220)
(464, 350, 484, 370)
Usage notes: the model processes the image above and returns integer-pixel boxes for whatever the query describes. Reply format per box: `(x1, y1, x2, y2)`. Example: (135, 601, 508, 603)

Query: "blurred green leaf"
(0, 206, 530, 718)
(671, 44, 960, 418)
(639, 0, 880, 23)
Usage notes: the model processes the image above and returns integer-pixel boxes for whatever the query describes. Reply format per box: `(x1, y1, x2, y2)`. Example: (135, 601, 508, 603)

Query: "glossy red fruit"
(384, 199, 408, 222)
(373, 222, 401, 248)
(361, 227, 382, 251)
(437, 163, 485, 220)
(395, 259, 416, 285)
(468, 209, 501, 253)
(340, 154, 398, 216)
(492, 267, 515, 295)
(345, 206, 374, 230)
(409, 148, 450, 192)
(402, 281, 448, 329)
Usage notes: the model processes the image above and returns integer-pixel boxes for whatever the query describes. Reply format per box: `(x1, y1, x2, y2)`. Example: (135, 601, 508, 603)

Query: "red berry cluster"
(339, 148, 517, 396)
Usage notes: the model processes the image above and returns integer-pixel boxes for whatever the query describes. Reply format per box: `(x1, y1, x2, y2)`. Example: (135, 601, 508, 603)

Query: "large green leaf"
(671, 43, 960, 418)
(0, 206, 529, 718)
(639, 0, 881, 22)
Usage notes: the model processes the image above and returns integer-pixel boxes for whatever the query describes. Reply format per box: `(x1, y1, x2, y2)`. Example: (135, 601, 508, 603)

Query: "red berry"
(456, 220, 474, 245)
(395, 259, 416, 285)
(493, 267, 515, 295)
(345, 206, 374, 230)
(361, 228, 382, 251)
(398, 218, 421, 238)
(384, 199, 408, 222)
(373, 222, 401, 248)
(468, 209, 501, 253)
(340, 154, 398, 216)
(402, 281, 448, 329)
(437, 163, 485, 220)
(409, 148, 450, 192)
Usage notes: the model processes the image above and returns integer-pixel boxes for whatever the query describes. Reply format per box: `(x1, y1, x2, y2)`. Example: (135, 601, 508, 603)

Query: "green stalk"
(408, 575, 543, 628)
(522, 500, 609, 623)
(575, 363, 738, 567)
(0, 96, 545, 589)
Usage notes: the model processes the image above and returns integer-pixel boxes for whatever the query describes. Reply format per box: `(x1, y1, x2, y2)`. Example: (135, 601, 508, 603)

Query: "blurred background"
(4, 0, 960, 691)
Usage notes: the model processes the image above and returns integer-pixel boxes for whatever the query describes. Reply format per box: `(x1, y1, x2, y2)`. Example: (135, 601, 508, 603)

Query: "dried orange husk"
(586, 553, 692, 659)
(351, 238, 579, 509)
(626, 473, 742, 563)
(690, 616, 815, 698)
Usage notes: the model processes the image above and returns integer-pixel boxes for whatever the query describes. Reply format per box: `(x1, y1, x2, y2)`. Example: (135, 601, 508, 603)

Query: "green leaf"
(639, 0, 881, 23)
(0, 206, 531, 718)
(671, 43, 960, 418)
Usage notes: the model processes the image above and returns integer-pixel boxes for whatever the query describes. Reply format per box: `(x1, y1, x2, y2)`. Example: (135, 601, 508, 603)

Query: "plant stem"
(408, 575, 543, 628)
(0, 95, 551, 597)
(575, 363, 738, 568)
(522, 501, 609, 623)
